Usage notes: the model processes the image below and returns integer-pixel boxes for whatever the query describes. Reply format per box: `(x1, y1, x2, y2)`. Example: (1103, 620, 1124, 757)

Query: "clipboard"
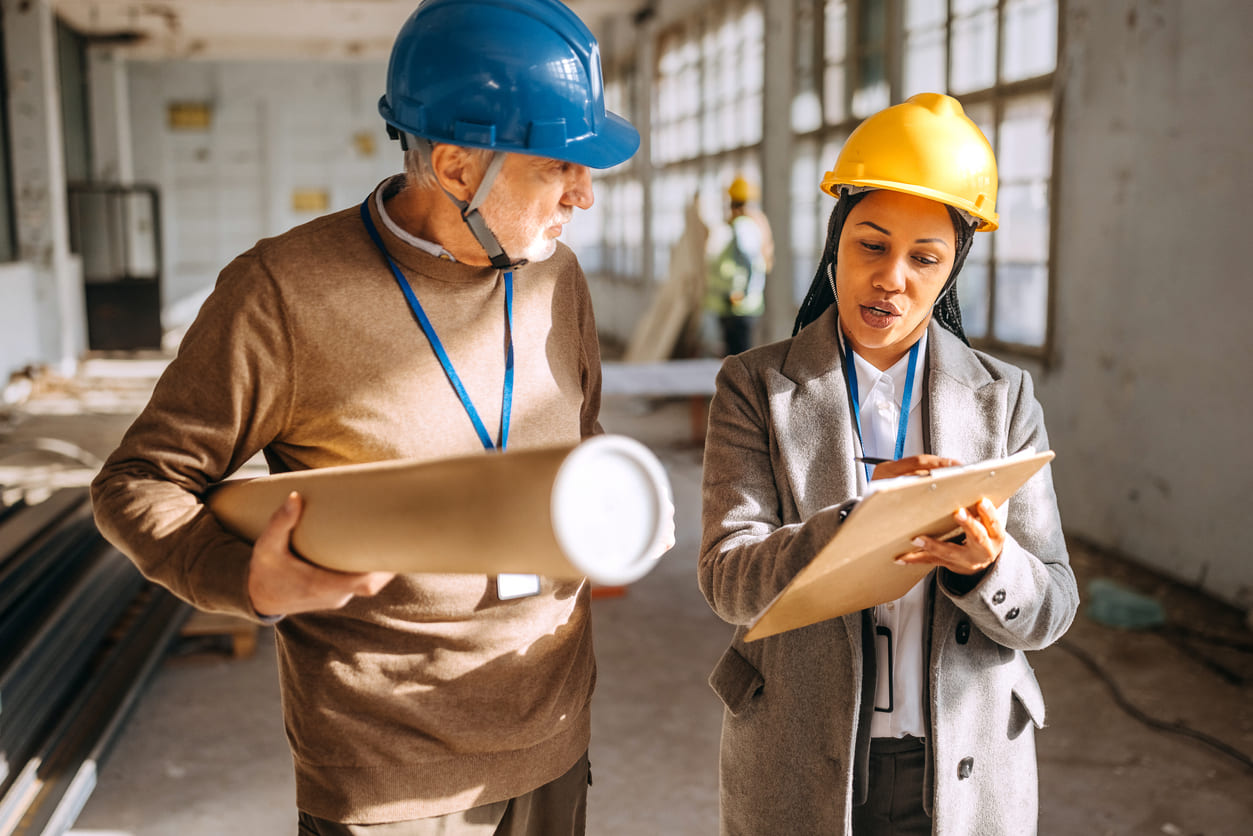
(743, 449, 1055, 642)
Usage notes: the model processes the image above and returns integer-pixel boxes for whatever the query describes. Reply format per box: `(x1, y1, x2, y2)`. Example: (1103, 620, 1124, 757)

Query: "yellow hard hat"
(820, 93, 999, 231)
(727, 175, 757, 204)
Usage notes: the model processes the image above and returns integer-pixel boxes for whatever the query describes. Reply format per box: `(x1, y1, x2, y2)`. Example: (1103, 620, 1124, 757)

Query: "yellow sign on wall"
(167, 102, 212, 131)
(291, 188, 331, 213)
(353, 131, 377, 158)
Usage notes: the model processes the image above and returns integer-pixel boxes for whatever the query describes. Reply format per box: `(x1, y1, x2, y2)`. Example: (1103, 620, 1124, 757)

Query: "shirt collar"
(374, 176, 457, 262)
(849, 329, 927, 411)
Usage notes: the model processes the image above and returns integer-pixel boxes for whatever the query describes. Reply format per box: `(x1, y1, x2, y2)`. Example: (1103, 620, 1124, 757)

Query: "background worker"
(91, 1, 670, 834)
(705, 175, 773, 355)
(698, 94, 1077, 834)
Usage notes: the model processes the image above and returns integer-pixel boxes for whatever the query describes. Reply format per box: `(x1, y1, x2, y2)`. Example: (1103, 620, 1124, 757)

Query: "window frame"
(644, 1, 767, 286)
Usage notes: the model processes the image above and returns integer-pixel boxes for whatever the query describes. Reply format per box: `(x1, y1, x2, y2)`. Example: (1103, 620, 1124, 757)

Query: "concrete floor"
(3, 357, 1250, 835)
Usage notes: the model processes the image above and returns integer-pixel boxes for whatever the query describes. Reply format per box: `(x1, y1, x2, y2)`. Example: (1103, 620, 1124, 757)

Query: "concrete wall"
(0, 262, 43, 372)
(125, 59, 399, 328)
(1, 0, 85, 377)
(1037, 0, 1253, 606)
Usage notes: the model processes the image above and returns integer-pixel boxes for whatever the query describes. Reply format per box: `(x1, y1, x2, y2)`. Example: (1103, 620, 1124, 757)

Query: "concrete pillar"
(635, 16, 656, 288)
(87, 47, 135, 183)
(3, 0, 85, 370)
(761, 0, 794, 343)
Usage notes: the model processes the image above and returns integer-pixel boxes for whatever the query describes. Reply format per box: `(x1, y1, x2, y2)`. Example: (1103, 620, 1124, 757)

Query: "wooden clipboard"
(743, 450, 1055, 641)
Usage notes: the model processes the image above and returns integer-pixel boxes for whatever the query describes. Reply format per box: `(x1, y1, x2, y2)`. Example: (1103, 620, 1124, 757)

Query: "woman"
(698, 93, 1078, 835)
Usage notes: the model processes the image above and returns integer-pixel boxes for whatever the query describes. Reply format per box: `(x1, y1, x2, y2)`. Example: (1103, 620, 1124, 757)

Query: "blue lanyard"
(843, 334, 920, 482)
(359, 198, 513, 451)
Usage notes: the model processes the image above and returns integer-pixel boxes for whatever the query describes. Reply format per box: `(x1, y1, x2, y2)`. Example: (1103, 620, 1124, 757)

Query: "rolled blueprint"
(207, 434, 671, 586)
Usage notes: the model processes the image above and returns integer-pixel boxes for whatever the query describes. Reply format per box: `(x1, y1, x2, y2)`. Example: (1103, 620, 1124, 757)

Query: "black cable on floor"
(1158, 628, 1247, 687)
(1055, 638, 1253, 771)
(1166, 623, 1253, 654)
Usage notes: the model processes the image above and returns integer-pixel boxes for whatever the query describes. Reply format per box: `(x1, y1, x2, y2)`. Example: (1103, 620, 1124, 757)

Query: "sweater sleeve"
(91, 253, 295, 620)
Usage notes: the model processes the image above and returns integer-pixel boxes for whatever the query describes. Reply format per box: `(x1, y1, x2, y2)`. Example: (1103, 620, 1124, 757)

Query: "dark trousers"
(718, 315, 757, 356)
(852, 737, 931, 836)
(297, 753, 589, 836)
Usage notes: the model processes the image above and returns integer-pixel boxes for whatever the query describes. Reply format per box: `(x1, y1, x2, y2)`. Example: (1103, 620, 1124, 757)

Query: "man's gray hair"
(404, 143, 496, 191)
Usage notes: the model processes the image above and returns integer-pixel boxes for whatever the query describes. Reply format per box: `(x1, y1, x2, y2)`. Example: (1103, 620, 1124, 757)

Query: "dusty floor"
(2, 356, 1250, 836)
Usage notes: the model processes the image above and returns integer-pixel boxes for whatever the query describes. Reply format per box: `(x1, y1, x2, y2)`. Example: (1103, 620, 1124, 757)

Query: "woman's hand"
(896, 497, 1005, 576)
(870, 454, 960, 480)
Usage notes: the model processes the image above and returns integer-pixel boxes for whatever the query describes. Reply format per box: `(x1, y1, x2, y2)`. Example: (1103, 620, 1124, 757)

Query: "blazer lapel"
(768, 306, 865, 646)
(768, 307, 862, 522)
(925, 321, 1009, 465)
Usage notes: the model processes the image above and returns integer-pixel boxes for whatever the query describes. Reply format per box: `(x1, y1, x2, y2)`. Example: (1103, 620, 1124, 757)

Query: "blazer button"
(958, 757, 975, 780)
(1006, 607, 1020, 620)
(955, 621, 971, 644)
(992, 589, 1006, 604)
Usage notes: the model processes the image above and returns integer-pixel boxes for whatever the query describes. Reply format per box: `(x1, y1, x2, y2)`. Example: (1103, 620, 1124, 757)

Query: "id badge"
(497, 573, 541, 600)
(873, 625, 894, 713)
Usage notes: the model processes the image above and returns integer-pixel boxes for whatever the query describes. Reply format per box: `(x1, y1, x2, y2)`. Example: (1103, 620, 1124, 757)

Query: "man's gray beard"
(521, 238, 558, 263)
(480, 202, 560, 264)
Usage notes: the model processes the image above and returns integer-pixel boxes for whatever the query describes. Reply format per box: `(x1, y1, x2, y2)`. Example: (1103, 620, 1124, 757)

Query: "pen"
(855, 456, 892, 465)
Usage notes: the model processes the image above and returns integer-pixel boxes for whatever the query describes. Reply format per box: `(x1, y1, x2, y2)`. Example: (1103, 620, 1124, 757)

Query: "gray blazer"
(699, 309, 1078, 835)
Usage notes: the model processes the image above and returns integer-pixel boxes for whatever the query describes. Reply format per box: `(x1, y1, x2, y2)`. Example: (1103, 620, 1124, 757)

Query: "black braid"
(933, 205, 977, 346)
(792, 190, 868, 336)
(792, 193, 979, 345)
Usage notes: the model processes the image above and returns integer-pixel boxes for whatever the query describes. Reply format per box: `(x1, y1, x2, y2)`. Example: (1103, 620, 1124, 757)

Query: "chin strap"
(403, 132, 523, 270)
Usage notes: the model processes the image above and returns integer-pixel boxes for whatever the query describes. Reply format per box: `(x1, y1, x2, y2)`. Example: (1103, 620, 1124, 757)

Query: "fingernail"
(911, 537, 926, 548)
(285, 492, 298, 511)
(894, 556, 908, 565)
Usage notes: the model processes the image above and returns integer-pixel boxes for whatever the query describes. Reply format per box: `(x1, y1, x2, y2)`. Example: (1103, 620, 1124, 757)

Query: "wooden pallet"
(179, 611, 259, 659)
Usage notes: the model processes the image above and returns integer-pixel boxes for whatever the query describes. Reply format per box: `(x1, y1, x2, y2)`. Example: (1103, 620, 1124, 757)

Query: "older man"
(91, 1, 649, 833)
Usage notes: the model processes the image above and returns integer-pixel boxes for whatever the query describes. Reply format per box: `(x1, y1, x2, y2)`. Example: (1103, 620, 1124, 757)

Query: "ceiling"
(50, 0, 634, 61)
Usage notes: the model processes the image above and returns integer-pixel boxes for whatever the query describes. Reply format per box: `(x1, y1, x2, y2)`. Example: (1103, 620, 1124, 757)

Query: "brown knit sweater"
(91, 179, 603, 823)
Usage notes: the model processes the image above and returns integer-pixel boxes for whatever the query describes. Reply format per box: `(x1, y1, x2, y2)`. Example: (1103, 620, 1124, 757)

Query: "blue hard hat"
(378, 0, 640, 169)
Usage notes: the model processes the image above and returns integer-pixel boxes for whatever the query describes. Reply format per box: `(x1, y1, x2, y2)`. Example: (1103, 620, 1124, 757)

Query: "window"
(566, 71, 643, 280)
(56, 18, 92, 185)
(804, 0, 1059, 354)
(851, 0, 890, 117)
(648, 2, 765, 284)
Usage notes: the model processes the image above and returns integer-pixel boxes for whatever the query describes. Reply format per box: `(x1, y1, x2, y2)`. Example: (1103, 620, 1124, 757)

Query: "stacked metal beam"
(0, 487, 189, 836)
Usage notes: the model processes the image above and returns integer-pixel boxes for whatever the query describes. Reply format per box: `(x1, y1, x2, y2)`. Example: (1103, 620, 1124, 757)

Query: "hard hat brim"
(822, 176, 1000, 231)
(554, 111, 641, 169)
(381, 101, 640, 170)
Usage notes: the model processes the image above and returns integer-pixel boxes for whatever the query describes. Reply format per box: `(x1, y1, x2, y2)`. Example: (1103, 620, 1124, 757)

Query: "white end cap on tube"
(550, 434, 672, 586)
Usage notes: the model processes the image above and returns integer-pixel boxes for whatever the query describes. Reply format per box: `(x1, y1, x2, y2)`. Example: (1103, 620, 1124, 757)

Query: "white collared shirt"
(374, 179, 457, 261)
(848, 331, 931, 740)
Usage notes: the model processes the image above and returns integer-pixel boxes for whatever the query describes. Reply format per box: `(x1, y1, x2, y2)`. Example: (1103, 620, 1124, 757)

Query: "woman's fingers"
(871, 454, 961, 480)
(895, 497, 1004, 575)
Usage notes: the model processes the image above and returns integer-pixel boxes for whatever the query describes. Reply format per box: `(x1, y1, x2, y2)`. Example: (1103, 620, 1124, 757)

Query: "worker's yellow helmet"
(820, 93, 999, 231)
(727, 175, 757, 204)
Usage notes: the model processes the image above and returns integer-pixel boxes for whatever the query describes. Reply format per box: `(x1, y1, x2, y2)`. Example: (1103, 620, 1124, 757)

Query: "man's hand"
(248, 492, 395, 617)
(895, 497, 1006, 576)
